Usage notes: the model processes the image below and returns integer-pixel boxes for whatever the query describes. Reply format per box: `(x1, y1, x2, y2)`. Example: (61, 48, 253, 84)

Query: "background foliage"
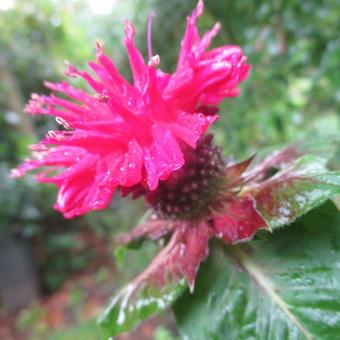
(0, 0, 339, 338)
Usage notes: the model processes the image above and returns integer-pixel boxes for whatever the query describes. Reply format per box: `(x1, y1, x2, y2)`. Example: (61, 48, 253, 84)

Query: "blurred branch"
(276, 23, 286, 55)
(273, 0, 286, 55)
(0, 52, 37, 140)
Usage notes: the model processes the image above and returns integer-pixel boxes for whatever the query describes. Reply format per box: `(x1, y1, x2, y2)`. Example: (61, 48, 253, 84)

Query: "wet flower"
(12, 1, 338, 336)
(12, 22, 218, 218)
(13, 0, 249, 219)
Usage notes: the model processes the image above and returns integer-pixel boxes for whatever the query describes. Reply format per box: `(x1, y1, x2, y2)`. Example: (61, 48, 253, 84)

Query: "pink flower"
(13, 0, 250, 219)
(13, 21, 214, 218)
(163, 0, 250, 112)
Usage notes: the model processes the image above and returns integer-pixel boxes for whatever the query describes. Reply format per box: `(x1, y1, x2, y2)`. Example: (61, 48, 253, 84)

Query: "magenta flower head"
(12, 1, 249, 219)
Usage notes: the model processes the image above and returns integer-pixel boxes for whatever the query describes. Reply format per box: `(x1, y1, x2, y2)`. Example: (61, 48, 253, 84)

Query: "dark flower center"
(147, 135, 225, 220)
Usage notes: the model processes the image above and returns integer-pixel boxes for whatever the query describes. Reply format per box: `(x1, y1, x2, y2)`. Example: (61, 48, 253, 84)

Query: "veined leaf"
(253, 170, 340, 230)
(241, 141, 340, 231)
(99, 277, 186, 339)
(174, 202, 340, 340)
(98, 223, 210, 338)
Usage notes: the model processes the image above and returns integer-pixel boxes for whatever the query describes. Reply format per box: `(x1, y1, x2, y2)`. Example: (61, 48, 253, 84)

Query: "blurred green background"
(0, 0, 339, 339)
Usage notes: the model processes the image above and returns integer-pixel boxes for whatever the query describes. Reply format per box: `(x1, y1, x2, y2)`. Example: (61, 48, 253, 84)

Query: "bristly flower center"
(147, 135, 225, 220)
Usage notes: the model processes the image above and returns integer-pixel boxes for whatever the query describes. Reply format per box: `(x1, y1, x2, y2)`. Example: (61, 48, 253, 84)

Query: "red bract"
(164, 0, 250, 112)
(118, 137, 268, 292)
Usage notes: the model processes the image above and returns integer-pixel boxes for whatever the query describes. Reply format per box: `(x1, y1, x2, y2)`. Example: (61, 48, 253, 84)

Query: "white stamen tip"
(148, 54, 160, 67)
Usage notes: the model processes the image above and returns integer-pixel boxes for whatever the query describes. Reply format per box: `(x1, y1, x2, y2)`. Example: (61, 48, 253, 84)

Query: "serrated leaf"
(249, 151, 340, 229)
(240, 140, 340, 230)
(98, 232, 186, 339)
(98, 224, 211, 338)
(254, 171, 340, 229)
(174, 201, 340, 340)
(99, 277, 186, 339)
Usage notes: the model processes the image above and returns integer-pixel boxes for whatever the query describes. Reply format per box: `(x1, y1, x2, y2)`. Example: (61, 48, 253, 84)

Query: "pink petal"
(123, 21, 148, 91)
(143, 126, 184, 190)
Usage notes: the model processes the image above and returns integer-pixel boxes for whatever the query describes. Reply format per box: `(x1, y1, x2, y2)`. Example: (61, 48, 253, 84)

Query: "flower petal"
(124, 21, 148, 91)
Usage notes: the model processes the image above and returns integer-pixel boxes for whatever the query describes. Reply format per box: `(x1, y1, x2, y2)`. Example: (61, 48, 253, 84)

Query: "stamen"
(47, 130, 58, 138)
(55, 117, 71, 129)
(147, 12, 156, 60)
(148, 54, 160, 67)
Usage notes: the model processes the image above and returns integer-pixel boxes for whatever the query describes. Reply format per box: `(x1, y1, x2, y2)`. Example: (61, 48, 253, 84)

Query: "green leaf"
(98, 277, 186, 339)
(251, 160, 340, 230)
(253, 171, 340, 230)
(98, 227, 192, 338)
(174, 201, 340, 340)
(241, 139, 340, 230)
